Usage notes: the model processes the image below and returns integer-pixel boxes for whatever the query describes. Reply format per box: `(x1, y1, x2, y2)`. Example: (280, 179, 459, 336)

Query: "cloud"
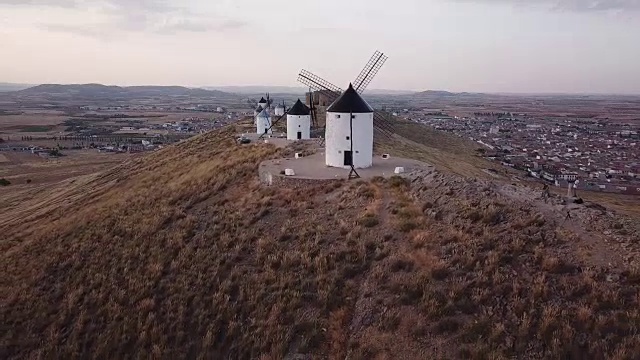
(0, 0, 78, 5)
(39, 23, 111, 39)
(154, 19, 247, 34)
(449, 0, 640, 12)
(1, 0, 247, 36)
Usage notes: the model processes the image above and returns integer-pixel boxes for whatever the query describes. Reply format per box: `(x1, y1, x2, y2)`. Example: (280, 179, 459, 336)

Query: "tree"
(48, 149, 63, 157)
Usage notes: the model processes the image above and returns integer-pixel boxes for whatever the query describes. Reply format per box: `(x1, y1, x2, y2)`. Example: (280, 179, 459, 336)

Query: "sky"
(0, 0, 639, 94)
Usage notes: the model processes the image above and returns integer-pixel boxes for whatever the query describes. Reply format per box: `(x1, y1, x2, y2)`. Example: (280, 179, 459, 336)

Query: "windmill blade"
(298, 69, 343, 95)
(297, 69, 393, 139)
(374, 112, 395, 131)
(373, 112, 396, 137)
(260, 111, 288, 140)
(353, 51, 388, 94)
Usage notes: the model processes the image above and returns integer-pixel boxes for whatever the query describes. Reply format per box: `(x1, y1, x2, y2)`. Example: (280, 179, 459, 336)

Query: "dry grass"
(1, 127, 386, 358)
(349, 175, 640, 359)
(3, 124, 640, 358)
(375, 119, 503, 179)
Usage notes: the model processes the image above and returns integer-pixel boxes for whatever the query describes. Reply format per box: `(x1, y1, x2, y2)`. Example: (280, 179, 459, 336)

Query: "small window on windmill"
(298, 125, 301, 127)
(338, 150, 342, 153)
(351, 115, 356, 119)
(346, 136, 350, 140)
(356, 151, 359, 154)
(336, 114, 341, 118)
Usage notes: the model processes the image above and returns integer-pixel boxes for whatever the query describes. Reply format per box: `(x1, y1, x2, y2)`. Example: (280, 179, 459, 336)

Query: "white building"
(325, 84, 374, 169)
(256, 108, 272, 135)
(558, 173, 578, 182)
(274, 105, 285, 116)
(286, 99, 311, 140)
(254, 105, 262, 117)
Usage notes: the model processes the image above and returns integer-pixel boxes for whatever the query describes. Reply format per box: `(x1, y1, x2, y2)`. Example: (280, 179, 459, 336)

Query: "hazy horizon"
(4, 82, 640, 96)
(1, 0, 639, 95)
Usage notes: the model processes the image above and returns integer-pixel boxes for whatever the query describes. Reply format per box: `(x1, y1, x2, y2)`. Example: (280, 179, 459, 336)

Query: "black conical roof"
(258, 97, 267, 103)
(326, 84, 373, 114)
(287, 99, 310, 116)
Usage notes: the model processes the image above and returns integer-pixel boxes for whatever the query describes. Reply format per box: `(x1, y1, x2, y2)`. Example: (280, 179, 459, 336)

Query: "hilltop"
(9, 84, 237, 100)
(2, 121, 640, 358)
(0, 82, 31, 92)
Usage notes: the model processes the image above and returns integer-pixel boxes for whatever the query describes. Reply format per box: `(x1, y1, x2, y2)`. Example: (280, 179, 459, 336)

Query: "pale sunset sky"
(0, 0, 639, 94)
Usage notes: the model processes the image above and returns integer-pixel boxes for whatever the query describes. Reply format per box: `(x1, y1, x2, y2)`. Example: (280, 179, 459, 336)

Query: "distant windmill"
(256, 93, 276, 135)
(286, 99, 311, 140)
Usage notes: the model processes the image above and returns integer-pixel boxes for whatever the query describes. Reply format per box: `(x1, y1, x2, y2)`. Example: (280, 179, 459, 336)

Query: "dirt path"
(348, 185, 393, 338)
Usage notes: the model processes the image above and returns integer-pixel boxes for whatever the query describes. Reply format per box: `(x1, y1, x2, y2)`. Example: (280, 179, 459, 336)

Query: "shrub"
(390, 257, 414, 272)
(541, 256, 576, 274)
(388, 176, 409, 189)
(0, 178, 10, 186)
(397, 219, 418, 232)
(434, 318, 461, 334)
(26, 179, 32, 184)
(482, 207, 503, 225)
(48, 149, 63, 157)
(357, 186, 375, 199)
(358, 214, 379, 228)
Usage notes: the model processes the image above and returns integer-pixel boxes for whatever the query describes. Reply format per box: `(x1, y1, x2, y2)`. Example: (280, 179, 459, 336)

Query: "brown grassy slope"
(1, 127, 389, 358)
(375, 119, 500, 179)
(2, 124, 640, 359)
(358, 174, 640, 359)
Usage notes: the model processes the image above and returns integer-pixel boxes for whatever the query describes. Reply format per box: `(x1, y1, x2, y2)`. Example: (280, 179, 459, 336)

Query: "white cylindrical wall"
(286, 115, 311, 140)
(325, 112, 373, 169)
(275, 107, 285, 116)
(256, 116, 272, 134)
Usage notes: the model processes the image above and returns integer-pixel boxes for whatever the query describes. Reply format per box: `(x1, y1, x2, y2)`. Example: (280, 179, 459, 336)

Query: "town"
(405, 110, 640, 194)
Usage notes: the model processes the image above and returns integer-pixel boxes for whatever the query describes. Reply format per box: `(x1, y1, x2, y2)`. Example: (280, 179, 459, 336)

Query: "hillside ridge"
(11, 83, 236, 99)
(2, 123, 640, 358)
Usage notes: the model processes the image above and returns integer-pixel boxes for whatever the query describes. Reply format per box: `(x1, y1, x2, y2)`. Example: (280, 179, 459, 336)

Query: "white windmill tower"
(297, 51, 391, 179)
(325, 84, 374, 169)
(286, 99, 311, 140)
(256, 107, 272, 135)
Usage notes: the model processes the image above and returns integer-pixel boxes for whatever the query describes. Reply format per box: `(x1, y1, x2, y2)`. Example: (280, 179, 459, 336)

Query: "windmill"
(297, 50, 395, 138)
(260, 91, 314, 139)
(300, 51, 392, 178)
(258, 92, 289, 138)
(260, 51, 391, 140)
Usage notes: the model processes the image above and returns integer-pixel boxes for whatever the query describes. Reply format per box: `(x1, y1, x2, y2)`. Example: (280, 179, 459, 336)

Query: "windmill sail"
(297, 70, 395, 137)
(353, 51, 388, 93)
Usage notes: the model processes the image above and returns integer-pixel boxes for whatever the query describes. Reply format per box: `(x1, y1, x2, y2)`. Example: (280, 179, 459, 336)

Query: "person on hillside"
(565, 209, 572, 221)
(573, 179, 580, 198)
